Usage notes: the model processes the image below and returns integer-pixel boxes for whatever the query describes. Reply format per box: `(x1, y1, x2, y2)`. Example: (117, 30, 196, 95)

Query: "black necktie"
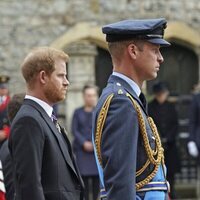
(51, 112, 61, 133)
(139, 92, 147, 109)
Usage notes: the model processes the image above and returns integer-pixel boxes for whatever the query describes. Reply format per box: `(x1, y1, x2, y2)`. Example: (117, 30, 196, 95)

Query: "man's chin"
(57, 96, 66, 102)
(147, 73, 158, 81)
(51, 96, 65, 104)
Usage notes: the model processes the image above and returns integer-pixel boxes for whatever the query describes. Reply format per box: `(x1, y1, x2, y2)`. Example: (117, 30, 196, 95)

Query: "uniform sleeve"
(71, 110, 87, 147)
(189, 95, 199, 142)
(8, 116, 45, 200)
(101, 95, 139, 200)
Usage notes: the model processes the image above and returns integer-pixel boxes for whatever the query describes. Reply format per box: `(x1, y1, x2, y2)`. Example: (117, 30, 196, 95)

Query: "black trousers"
(82, 175, 99, 200)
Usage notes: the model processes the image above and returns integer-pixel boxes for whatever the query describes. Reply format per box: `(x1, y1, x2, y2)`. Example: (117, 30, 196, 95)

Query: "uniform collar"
(112, 72, 141, 97)
(108, 74, 148, 115)
(25, 95, 53, 118)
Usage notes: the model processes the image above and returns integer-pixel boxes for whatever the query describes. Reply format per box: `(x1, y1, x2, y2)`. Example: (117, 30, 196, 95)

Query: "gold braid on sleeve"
(94, 92, 164, 191)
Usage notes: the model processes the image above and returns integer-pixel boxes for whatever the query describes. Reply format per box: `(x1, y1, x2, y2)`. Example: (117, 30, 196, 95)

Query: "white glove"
(188, 141, 199, 157)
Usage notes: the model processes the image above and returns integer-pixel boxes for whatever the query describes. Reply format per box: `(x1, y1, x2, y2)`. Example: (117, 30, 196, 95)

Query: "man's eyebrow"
(57, 73, 67, 76)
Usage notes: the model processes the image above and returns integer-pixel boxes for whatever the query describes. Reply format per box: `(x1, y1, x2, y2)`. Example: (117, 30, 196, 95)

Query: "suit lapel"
(60, 127, 85, 188)
(108, 75, 148, 115)
(23, 99, 79, 178)
(43, 116, 79, 177)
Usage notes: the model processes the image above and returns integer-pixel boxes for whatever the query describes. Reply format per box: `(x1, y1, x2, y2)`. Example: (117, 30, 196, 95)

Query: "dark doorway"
(95, 47, 113, 94)
(147, 43, 198, 96)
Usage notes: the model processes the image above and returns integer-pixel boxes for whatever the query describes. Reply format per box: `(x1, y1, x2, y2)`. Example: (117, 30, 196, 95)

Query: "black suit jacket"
(9, 99, 84, 200)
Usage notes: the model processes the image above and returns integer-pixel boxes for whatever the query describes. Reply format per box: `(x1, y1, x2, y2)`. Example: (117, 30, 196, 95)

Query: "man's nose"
(158, 51, 164, 64)
(63, 77, 70, 86)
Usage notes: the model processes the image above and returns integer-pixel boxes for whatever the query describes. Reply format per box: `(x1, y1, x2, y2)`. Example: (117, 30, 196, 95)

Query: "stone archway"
(51, 22, 108, 50)
(165, 21, 200, 52)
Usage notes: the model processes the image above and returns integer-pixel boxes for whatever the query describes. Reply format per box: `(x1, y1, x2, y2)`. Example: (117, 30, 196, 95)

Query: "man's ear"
(127, 43, 138, 59)
(39, 71, 48, 85)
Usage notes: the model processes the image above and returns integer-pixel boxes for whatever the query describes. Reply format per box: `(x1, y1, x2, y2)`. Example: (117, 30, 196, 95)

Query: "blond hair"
(21, 47, 69, 87)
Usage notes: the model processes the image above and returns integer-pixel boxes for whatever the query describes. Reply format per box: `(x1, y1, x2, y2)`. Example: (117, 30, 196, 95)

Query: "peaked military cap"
(0, 75, 10, 89)
(102, 18, 170, 46)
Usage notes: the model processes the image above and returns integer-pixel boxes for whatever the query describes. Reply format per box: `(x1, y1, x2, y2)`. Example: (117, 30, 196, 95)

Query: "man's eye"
(58, 74, 65, 78)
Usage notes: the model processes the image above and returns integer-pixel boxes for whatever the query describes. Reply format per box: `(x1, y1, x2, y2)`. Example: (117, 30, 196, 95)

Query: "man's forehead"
(55, 59, 67, 68)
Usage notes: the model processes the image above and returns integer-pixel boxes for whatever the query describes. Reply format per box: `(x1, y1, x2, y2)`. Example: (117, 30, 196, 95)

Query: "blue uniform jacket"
(92, 75, 166, 200)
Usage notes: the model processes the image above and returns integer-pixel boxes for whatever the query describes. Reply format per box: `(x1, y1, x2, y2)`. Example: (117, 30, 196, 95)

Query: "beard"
(43, 82, 65, 104)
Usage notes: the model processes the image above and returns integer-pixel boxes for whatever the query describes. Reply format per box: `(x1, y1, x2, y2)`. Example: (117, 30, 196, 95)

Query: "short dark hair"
(7, 93, 25, 123)
(82, 84, 99, 94)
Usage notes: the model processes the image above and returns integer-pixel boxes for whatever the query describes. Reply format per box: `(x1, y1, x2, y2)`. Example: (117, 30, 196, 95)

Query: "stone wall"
(1, 0, 200, 93)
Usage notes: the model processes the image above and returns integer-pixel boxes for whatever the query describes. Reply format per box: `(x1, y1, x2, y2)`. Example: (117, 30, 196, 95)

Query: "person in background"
(0, 75, 10, 200)
(188, 89, 200, 158)
(72, 85, 99, 200)
(0, 75, 10, 149)
(0, 93, 25, 200)
(148, 82, 180, 199)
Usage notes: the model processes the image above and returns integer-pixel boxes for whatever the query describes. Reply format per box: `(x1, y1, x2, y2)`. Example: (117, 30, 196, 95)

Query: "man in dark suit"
(8, 47, 84, 200)
(92, 19, 171, 200)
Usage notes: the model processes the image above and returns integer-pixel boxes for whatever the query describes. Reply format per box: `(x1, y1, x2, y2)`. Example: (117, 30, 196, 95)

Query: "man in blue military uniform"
(92, 18, 171, 200)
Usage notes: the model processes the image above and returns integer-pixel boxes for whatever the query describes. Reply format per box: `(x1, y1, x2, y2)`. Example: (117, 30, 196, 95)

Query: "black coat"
(9, 99, 84, 200)
(148, 99, 180, 175)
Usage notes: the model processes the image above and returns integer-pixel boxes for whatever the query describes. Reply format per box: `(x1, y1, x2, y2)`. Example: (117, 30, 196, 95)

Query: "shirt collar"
(25, 95, 53, 118)
(112, 72, 141, 97)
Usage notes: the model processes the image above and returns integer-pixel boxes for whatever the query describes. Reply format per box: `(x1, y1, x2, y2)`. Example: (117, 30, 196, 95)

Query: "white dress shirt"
(25, 95, 53, 118)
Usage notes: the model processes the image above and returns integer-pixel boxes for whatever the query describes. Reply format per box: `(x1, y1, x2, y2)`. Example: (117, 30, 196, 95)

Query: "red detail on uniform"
(0, 96, 10, 139)
(0, 191, 5, 200)
(3, 126, 10, 138)
(0, 96, 10, 112)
